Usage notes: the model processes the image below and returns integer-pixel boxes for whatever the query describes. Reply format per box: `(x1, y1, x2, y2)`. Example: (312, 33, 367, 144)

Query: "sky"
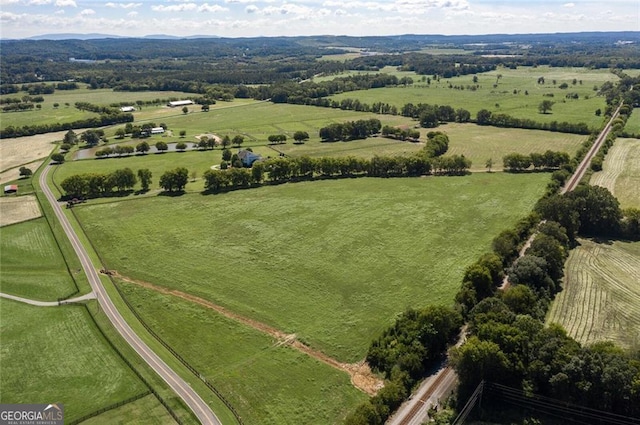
(0, 0, 638, 39)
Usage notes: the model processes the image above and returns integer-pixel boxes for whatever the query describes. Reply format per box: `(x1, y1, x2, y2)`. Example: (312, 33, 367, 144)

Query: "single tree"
(293, 131, 310, 144)
(221, 148, 232, 161)
(137, 168, 152, 191)
(136, 141, 150, 154)
(176, 141, 187, 151)
(51, 153, 65, 163)
(201, 104, 210, 112)
(538, 100, 554, 114)
(114, 128, 126, 139)
(63, 130, 78, 145)
(155, 141, 168, 153)
(221, 135, 231, 149)
(179, 130, 187, 138)
(485, 158, 493, 173)
(53, 103, 59, 108)
(19, 166, 33, 178)
(232, 135, 244, 148)
(182, 106, 188, 114)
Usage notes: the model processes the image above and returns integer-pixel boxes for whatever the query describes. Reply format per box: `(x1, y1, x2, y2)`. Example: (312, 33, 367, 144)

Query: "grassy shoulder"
(0, 300, 147, 422)
(118, 280, 367, 425)
(73, 172, 550, 362)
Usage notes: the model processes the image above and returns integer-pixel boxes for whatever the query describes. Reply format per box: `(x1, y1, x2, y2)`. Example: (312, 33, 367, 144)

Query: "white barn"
(120, 106, 136, 112)
(151, 127, 165, 134)
(168, 100, 194, 107)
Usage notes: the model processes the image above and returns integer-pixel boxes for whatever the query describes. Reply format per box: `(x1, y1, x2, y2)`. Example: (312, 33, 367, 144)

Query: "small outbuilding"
(151, 127, 165, 134)
(120, 106, 136, 112)
(4, 185, 18, 194)
(168, 100, 194, 107)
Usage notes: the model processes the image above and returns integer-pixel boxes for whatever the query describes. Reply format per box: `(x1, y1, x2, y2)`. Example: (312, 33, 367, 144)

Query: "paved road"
(39, 165, 221, 425)
(0, 291, 96, 306)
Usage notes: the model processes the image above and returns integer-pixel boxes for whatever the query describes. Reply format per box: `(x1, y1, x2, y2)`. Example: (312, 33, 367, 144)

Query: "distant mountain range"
(26, 33, 220, 40)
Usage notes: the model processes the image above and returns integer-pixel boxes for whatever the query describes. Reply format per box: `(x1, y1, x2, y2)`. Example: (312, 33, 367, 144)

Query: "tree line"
(502, 150, 571, 172)
(0, 112, 133, 139)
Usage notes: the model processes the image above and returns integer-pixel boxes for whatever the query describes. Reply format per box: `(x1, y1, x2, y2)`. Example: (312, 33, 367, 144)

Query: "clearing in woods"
(590, 138, 640, 208)
(0, 195, 41, 227)
(547, 239, 640, 349)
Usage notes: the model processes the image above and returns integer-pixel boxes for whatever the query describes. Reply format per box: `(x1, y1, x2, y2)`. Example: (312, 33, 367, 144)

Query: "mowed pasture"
(73, 173, 550, 362)
(81, 394, 178, 425)
(0, 194, 41, 227)
(0, 217, 77, 300)
(329, 66, 616, 129)
(547, 239, 640, 350)
(0, 300, 148, 422)
(119, 281, 367, 425)
(590, 138, 640, 208)
(63, 101, 585, 179)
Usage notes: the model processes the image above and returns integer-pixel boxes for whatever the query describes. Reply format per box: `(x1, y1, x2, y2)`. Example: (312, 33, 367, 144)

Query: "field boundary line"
(114, 272, 383, 395)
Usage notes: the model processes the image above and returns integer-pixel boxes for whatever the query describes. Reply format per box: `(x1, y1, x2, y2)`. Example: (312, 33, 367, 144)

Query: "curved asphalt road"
(39, 165, 221, 425)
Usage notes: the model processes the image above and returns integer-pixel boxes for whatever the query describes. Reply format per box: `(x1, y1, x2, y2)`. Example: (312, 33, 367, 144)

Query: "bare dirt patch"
(0, 132, 63, 173)
(0, 195, 42, 227)
(112, 271, 384, 395)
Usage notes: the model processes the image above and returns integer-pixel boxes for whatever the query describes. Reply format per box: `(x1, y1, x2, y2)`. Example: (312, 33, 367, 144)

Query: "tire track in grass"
(111, 271, 384, 395)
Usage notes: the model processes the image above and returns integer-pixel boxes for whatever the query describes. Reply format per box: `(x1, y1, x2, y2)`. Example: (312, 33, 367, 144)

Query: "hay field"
(0, 195, 41, 227)
(547, 239, 640, 350)
(590, 138, 640, 208)
(0, 131, 61, 173)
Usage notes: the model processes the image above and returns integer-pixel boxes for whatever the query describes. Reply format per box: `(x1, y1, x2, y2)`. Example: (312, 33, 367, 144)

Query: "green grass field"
(0, 217, 78, 300)
(0, 88, 199, 130)
(590, 138, 640, 209)
(623, 109, 640, 135)
(547, 239, 640, 350)
(0, 300, 148, 422)
(118, 280, 367, 425)
(73, 173, 549, 362)
(81, 394, 178, 425)
(328, 66, 616, 128)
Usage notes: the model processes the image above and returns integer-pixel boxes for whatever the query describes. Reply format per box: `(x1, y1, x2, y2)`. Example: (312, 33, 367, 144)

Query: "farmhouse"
(120, 106, 135, 112)
(150, 127, 165, 135)
(238, 150, 262, 167)
(168, 100, 194, 107)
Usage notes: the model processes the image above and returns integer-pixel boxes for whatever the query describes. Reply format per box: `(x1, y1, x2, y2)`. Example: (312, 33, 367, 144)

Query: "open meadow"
(72, 173, 550, 362)
(590, 138, 640, 208)
(118, 280, 367, 425)
(60, 100, 585, 179)
(0, 217, 77, 300)
(0, 88, 196, 129)
(0, 300, 148, 422)
(547, 239, 640, 350)
(329, 66, 616, 129)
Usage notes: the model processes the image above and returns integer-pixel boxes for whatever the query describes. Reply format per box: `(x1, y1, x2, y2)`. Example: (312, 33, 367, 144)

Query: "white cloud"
(127, 10, 138, 16)
(55, 0, 76, 6)
(151, 3, 197, 12)
(28, 0, 52, 5)
(199, 3, 227, 12)
(245, 4, 258, 13)
(563, 2, 575, 7)
(79, 8, 95, 15)
(0, 0, 21, 5)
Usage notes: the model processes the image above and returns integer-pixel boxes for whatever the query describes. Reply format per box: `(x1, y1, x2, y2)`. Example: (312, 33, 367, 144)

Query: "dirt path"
(112, 271, 383, 395)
